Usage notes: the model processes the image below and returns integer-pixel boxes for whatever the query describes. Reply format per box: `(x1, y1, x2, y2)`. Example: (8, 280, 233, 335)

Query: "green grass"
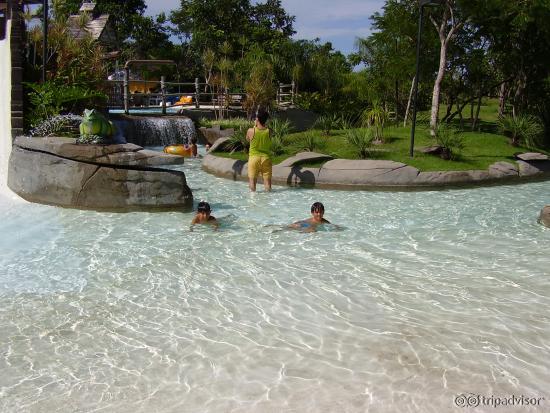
(211, 101, 549, 172)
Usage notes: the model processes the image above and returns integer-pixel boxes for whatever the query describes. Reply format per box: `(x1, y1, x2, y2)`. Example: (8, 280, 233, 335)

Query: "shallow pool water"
(1, 147, 549, 412)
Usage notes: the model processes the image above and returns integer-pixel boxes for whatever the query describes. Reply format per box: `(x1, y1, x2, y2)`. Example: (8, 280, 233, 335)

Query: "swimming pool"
(1, 147, 549, 412)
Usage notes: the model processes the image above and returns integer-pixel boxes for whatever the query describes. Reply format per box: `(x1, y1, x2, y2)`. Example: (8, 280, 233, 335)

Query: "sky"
(144, 0, 386, 57)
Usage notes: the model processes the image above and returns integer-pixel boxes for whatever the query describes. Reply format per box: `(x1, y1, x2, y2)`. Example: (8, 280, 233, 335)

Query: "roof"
(79, 2, 97, 13)
(67, 13, 112, 42)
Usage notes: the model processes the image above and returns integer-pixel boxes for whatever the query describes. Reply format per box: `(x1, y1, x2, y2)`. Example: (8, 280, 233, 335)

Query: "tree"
(170, 0, 294, 58)
(427, 0, 464, 136)
(51, 0, 146, 43)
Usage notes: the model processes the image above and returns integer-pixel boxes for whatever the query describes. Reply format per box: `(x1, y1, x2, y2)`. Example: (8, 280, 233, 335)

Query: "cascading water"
(112, 116, 197, 147)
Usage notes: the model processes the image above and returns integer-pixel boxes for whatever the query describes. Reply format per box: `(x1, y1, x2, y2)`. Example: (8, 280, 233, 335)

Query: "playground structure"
(107, 60, 296, 115)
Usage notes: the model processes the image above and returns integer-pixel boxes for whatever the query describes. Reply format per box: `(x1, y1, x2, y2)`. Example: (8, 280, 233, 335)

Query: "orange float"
(164, 144, 195, 157)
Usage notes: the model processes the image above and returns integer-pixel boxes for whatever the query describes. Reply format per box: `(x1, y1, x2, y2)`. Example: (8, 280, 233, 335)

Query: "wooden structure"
(66, 1, 116, 48)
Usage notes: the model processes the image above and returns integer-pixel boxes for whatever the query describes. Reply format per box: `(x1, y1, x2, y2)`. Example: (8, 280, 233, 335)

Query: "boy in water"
(289, 202, 331, 232)
(190, 201, 218, 228)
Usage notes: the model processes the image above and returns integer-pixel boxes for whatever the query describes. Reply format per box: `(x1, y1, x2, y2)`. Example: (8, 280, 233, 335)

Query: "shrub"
(361, 102, 389, 142)
(313, 114, 340, 136)
(433, 124, 465, 160)
(269, 117, 293, 142)
(199, 117, 251, 130)
(345, 128, 374, 159)
(297, 132, 327, 152)
(225, 128, 250, 153)
(29, 114, 82, 138)
(337, 113, 360, 130)
(24, 81, 106, 128)
(498, 114, 543, 147)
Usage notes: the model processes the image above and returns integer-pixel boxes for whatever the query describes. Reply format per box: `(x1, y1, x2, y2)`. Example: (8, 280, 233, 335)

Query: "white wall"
(0, 18, 12, 189)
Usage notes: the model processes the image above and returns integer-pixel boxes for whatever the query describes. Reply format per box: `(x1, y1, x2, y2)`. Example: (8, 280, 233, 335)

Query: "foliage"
(432, 124, 465, 160)
(199, 117, 251, 130)
(52, 0, 147, 43)
(29, 114, 83, 138)
(225, 128, 250, 153)
(295, 132, 327, 152)
(268, 117, 293, 141)
(170, 0, 294, 57)
(498, 114, 543, 148)
(243, 60, 276, 116)
(24, 82, 107, 127)
(76, 134, 110, 145)
(361, 102, 389, 142)
(345, 128, 374, 159)
(313, 114, 340, 136)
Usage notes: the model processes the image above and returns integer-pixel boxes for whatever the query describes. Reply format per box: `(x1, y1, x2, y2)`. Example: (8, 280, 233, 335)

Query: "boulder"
(515, 152, 549, 161)
(488, 162, 518, 178)
(8, 137, 193, 211)
(318, 160, 420, 186)
(277, 151, 333, 167)
(208, 137, 232, 153)
(198, 126, 235, 145)
(539, 206, 550, 228)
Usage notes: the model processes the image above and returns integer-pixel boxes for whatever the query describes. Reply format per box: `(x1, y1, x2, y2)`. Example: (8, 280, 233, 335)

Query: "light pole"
(42, 0, 48, 83)
(409, 0, 444, 157)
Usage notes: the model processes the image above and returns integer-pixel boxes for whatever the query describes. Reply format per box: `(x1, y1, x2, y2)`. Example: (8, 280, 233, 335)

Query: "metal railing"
(108, 73, 296, 114)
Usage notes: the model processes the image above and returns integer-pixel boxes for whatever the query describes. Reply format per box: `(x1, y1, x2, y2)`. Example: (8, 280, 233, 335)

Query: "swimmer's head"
(197, 201, 211, 215)
(311, 202, 325, 214)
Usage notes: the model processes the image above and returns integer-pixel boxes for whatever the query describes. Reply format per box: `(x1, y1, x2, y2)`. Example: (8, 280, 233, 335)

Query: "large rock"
(539, 206, 550, 228)
(198, 125, 235, 145)
(318, 160, 419, 186)
(8, 137, 193, 211)
(515, 152, 549, 161)
(277, 151, 333, 167)
(13, 136, 184, 166)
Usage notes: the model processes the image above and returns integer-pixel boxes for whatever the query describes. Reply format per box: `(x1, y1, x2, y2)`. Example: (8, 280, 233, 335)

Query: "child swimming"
(190, 201, 218, 229)
(289, 202, 331, 232)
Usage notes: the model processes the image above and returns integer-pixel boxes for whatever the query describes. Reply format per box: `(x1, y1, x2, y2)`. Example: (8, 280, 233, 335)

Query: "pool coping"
(202, 152, 550, 190)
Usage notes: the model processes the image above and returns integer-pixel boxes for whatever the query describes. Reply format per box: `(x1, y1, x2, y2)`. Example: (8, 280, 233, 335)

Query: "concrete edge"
(202, 153, 550, 190)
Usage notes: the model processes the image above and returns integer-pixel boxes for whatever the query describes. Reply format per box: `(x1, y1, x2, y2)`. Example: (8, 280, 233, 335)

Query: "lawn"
(210, 100, 549, 172)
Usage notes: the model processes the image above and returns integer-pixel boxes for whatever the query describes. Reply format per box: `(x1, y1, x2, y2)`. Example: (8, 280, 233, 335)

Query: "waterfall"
(112, 116, 197, 147)
(0, 19, 13, 196)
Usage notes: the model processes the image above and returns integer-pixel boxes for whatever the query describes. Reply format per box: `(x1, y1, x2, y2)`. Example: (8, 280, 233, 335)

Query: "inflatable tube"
(164, 144, 194, 157)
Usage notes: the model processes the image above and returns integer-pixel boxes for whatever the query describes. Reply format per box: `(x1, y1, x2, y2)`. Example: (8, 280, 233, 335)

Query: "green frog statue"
(78, 109, 116, 144)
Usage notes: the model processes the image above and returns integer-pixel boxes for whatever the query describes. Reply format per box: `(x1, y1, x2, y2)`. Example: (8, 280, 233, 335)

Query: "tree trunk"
(472, 93, 482, 131)
(404, 76, 415, 127)
(430, 40, 447, 136)
(498, 82, 506, 118)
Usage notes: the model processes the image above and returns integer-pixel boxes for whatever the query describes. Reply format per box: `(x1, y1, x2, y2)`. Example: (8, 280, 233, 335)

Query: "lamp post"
(42, 0, 48, 83)
(409, 0, 444, 157)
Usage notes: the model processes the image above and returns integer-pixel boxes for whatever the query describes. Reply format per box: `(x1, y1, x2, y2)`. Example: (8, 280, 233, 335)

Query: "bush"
(361, 102, 389, 142)
(29, 114, 83, 138)
(313, 114, 340, 136)
(199, 117, 251, 130)
(225, 128, 250, 153)
(269, 117, 293, 142)
(433, 124, 465, 160)
(345, 128, 374, 159)
(24, 81, 106, 128)
(296, 132, 327, 152)
(498, 114, 543, 147)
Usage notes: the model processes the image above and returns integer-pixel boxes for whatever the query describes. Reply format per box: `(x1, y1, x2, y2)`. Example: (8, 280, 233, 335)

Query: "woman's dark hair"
(255, 108, 269, 126)
(311, 202, 325, 213)
(197, 201, 211, 213)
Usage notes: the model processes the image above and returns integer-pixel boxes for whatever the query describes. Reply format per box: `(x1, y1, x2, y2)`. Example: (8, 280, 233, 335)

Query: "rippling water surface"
(1, 148, 549, 412)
